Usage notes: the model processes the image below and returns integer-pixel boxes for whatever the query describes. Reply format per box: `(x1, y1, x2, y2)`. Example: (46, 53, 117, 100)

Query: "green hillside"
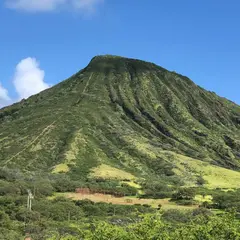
(1, 55, 240, 239)
(0, 55, 240, 190)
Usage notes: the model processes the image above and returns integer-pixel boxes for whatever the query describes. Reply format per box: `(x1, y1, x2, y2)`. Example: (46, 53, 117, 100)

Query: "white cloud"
(13, 58, 50, 100)
(5, 0, 103, 13)
(0, 57, 50, 109)
(0, 83, 11, 108)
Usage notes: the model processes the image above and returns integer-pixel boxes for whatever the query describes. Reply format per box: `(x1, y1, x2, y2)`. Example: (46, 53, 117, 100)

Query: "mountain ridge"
(0, 55, 240, 190)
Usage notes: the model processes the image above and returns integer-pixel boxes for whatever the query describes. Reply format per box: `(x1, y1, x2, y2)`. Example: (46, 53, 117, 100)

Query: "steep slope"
(0, 55, 240, 188)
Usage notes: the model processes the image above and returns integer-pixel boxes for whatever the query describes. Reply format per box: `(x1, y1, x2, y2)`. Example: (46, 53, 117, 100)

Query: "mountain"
(1, 55, 240, 190)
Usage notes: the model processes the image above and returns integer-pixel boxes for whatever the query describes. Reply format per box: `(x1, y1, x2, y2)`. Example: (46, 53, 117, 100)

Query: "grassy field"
(52, 163, 69, 173)
(56, 192, 197, 210)
(194, 195, 213, 203)
(161, 151, 240, 189)
(90, 164, 136, 180)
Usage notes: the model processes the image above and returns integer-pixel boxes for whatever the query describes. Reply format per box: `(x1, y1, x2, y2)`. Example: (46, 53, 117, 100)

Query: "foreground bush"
(83, 212, 240, 240)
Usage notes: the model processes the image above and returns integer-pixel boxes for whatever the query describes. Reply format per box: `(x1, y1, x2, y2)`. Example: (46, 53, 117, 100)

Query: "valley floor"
(55, 192, 198, 210)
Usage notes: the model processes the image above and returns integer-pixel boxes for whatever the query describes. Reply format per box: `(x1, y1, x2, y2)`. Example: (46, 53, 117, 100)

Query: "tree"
(196, 176, 207, 186)
(171, 188, 195, 201)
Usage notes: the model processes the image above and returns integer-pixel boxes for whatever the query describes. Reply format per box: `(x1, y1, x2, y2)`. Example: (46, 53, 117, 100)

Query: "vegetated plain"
(0, 55, 240, 239)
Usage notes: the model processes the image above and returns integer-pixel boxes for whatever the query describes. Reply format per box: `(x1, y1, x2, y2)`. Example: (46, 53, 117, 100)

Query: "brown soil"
(66, 192, 197, 210)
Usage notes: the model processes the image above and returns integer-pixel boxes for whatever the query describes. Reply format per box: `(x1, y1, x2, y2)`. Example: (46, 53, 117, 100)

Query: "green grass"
(52, 163, 70, 173)
(194, 195, 213, 203)
(90, 164, 136, 180)
(1, 55, 240, 240)
(121, 180, 143, 194)
(161, 151, 240, 188)
(0, 54, 239, 194)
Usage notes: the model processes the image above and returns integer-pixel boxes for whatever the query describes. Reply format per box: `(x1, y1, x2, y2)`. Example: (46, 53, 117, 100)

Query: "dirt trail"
(3, 120, 56, 166)
(3, 74, 95, 167)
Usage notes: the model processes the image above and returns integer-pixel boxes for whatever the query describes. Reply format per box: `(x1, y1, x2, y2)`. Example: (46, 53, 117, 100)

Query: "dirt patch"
(65, 192, 197, 210)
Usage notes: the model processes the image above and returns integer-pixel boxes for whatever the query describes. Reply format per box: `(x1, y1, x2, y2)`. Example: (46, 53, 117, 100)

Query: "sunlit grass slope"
(161, 151, 240, 188)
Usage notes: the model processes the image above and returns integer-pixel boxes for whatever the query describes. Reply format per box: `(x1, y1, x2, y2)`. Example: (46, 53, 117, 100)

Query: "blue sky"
(1, 0, 240, 107)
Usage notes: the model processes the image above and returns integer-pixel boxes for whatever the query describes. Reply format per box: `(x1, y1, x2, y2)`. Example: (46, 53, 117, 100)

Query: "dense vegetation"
(0, 55, 240, 238)
(1, 166, 240, 239)
(1, 192, 240, 239)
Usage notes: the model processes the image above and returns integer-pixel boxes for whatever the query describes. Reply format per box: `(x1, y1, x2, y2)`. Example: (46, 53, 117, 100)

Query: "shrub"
(171, 188, 196, 201)
(196, 176, 207, 186)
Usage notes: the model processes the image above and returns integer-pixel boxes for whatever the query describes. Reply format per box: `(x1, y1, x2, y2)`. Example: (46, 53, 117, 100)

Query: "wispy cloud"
(13, 57, 50, 99)
(5, 0, 103, 13)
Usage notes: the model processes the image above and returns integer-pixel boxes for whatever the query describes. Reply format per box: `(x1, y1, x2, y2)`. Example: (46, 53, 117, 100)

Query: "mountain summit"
(0, 55, 240, 187)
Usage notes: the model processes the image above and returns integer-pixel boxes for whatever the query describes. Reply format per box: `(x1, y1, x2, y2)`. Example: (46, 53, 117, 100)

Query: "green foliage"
(162, 209, 190, 223)
(196, 176, 207, 186)
(141, 180, 174, 198)
(171, 188, 196, 201)
(51, 175, 80, 192)
(211, 189, 240, 210)
(0, 55, 239, 191)
(85, 212, 240, 240)
(0, 55, 240, 238)
(0, 190, 240, 239)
